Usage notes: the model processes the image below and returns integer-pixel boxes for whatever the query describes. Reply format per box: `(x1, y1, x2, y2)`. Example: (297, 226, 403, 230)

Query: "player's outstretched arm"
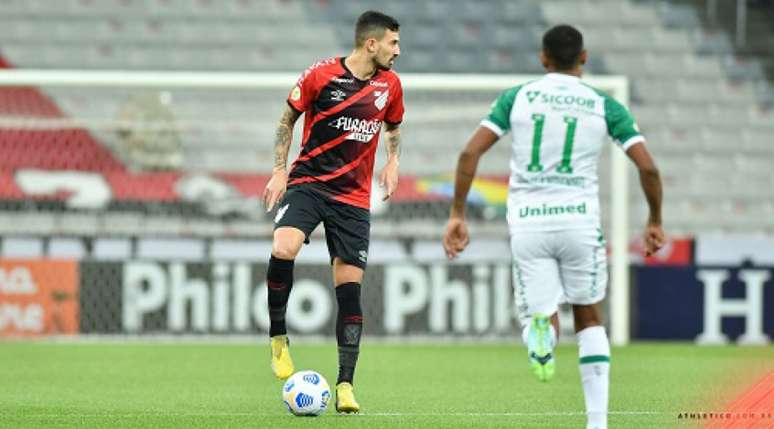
(379, 123, 401, 201)
(443, 126, 499, 259)
(263, 105, 301, 212)
(626, 142, 666, 256)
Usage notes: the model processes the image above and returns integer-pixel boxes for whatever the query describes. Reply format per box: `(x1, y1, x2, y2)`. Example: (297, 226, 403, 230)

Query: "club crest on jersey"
(331, 89, 346, 101)
(374, 90, 389, 111)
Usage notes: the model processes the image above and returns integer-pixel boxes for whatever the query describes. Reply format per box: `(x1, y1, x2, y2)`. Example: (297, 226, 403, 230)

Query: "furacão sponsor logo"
(329, 117, 383, 143)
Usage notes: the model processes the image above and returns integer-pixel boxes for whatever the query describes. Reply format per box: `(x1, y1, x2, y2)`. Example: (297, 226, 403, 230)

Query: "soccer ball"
(282, 370, 331, 416)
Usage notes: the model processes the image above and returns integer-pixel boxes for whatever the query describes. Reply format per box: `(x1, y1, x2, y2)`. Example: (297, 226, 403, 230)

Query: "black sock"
(336, 282, 363, 385)
(267, 255, 294, 337)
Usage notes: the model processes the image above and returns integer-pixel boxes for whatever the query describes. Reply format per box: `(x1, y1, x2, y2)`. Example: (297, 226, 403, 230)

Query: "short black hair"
(355, 10, 400, 47)
(542, 25, 584, 70)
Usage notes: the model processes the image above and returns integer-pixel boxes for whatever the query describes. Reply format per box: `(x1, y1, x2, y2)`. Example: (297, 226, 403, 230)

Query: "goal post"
(0, 70, 631, 344)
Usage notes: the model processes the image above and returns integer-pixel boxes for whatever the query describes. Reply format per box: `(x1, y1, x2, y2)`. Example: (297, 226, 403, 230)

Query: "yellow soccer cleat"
(335, 382, 360, 414)
(270, 335, 294, 380)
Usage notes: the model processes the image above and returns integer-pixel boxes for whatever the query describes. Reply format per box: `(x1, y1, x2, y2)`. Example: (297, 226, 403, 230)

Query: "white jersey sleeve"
(484, 73, 644, 233)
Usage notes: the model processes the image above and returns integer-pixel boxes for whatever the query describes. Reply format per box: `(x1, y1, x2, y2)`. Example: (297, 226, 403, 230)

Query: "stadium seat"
(0, 0, 770, 239)
(693, 29, 733, 56)
(742, 129, 773, 153)
(48, 237, 88, 258)
(486, 24, 540, 51)
(90, 237, 131, 260)
(400, 22, 444, 49)
(59, 213, 100, 235)
(497, 0, 543, 24)
(699, 129, 740, 154)
(1, 237, 44, 258)
(209, 239, 272, 260)
(412, 239, 511, 263)
(657, 3, 700, 29)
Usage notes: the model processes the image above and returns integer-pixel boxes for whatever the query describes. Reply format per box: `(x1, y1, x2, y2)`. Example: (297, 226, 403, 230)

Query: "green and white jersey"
(481, 73, 644, 233)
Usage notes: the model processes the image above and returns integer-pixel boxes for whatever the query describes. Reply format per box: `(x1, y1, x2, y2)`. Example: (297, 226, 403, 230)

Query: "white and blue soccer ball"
(282, 370, 331, 416)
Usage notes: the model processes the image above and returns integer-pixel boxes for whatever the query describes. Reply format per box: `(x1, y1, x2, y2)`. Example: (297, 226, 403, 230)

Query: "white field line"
(20, 411, 663, 418)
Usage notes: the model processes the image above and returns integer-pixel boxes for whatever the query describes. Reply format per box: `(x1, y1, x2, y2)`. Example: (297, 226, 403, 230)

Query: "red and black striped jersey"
(286, 57, 405, 210)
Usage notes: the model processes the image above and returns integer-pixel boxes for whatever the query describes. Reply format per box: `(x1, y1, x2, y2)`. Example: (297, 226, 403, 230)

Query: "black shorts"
(273, 186, 370, 269)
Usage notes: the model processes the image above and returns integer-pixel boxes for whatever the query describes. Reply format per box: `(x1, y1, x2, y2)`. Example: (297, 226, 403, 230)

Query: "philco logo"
(121, 262, 334, 333)
(329, 116, 382, 143)
(526, 91, 540, 103)
(333, 77, 354, 84)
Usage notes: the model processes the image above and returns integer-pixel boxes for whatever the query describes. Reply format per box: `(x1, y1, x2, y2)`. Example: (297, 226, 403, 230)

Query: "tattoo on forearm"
(273, 107, 300, 170)
(385, 124, 401, 158)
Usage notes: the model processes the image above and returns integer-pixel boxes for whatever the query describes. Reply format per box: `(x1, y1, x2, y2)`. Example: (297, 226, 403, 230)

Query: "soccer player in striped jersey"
(262, 10, 403, 414)
(443, 25, 665, 429)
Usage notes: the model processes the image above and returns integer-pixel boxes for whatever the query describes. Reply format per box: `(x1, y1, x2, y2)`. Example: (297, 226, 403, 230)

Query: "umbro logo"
(331, 90, 346, 101)
(274, 203, 289, 223)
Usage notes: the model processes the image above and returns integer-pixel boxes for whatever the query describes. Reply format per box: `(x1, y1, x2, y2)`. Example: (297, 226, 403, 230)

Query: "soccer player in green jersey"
(443, 25, 665, 429)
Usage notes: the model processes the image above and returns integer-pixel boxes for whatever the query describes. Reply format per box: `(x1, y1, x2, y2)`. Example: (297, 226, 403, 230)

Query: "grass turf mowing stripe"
(18, 411, 663, 417)
(2, 342, 772, 429)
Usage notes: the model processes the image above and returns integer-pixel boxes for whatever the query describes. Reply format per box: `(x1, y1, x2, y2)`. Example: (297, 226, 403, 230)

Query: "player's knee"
(271, 243, 300, 260)
(272, 227, 305, 260)
(333, 260, 364, 285)
(335, 272, 364, 286)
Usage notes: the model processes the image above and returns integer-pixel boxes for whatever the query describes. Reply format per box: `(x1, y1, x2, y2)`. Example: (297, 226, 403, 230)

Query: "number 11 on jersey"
(527, 114, 578, 174)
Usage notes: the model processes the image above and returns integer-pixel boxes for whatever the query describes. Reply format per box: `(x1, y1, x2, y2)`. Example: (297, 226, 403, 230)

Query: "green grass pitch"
(1, 341, 771, 428)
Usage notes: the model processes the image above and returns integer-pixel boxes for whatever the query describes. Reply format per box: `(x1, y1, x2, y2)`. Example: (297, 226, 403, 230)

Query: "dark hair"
(542, 25, 584, 70)
(355, 10, 400, 47)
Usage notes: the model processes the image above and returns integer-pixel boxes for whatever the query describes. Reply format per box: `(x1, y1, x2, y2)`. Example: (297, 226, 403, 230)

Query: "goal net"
(0, 70, 633, 344)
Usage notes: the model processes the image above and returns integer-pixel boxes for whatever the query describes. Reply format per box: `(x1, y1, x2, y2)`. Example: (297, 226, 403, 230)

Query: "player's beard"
(375, 55, 396, 71)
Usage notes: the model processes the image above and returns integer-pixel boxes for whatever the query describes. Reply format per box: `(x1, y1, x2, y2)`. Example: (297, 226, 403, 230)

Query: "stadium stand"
(0, 0, 772, 238)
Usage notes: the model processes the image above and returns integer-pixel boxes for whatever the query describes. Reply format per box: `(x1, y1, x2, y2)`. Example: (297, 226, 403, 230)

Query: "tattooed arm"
(262, 105, 301, 212)
(379, 122, 401, 201)
(384, 122, 401, 162)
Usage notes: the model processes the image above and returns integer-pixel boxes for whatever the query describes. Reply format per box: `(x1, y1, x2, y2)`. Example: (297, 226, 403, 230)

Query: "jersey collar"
(340, 57, 380, 84)
(545, 73, 581, 83)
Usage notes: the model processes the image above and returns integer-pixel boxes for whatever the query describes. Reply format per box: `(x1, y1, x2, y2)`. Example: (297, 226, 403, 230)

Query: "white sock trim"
(577, 325, 610, 358)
